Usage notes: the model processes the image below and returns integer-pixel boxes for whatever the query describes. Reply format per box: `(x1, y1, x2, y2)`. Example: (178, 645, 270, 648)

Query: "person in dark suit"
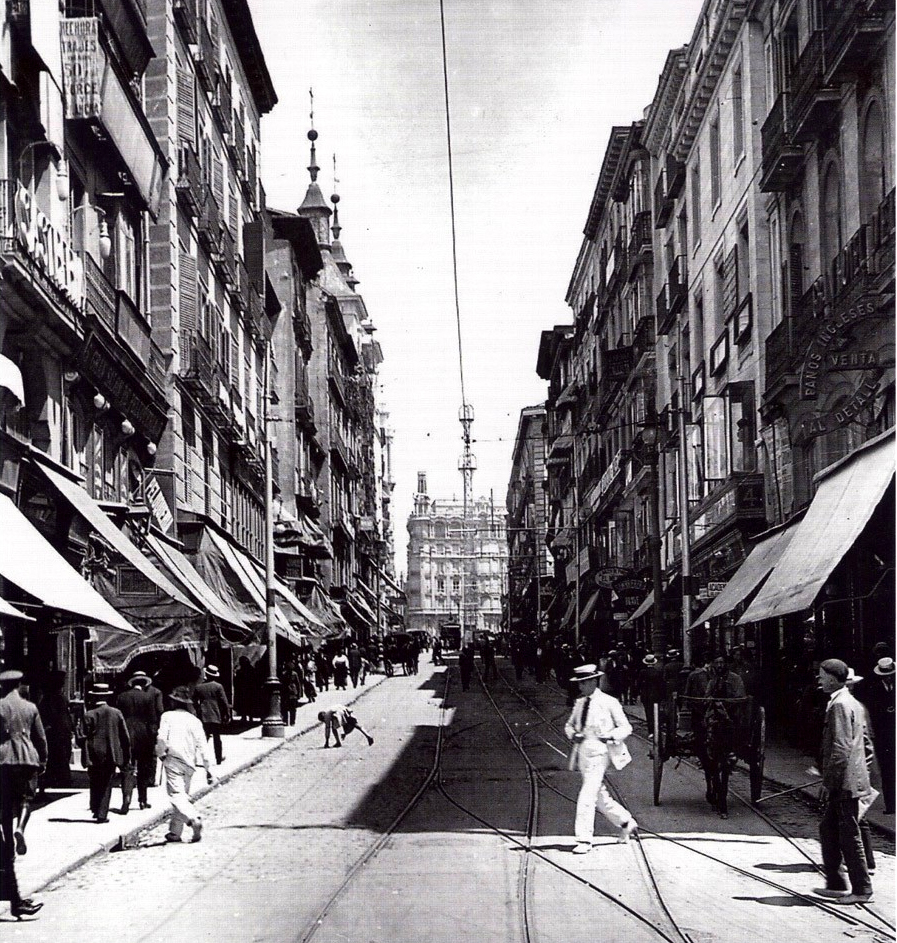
(116, 671, 161, 812)
(193, 665, 231, 764)
(0, 669, 47, 919)
(863, 657, 895, 814)
(638, 654, 666, 736)
(814, 658, 874, 905)
(83, 683, 130, 824)
(37, 670, 73, 790)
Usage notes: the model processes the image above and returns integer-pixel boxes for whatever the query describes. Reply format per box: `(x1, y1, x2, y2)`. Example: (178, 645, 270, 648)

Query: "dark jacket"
(116, 686, 161, 754)
(193, 681, 231, 725)
(84, 702, 130, 768)
(0, 689, 48, 768)
(638, 665, 666, 702)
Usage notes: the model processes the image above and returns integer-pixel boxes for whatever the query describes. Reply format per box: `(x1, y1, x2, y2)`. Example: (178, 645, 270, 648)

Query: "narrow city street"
(7, 657, 894, 943)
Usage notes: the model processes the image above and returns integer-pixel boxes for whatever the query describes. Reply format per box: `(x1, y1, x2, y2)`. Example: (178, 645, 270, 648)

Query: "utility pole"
(262, 346, 283, 738)
(573, 435, 581, 649)
(458, 403, 476, 644)
(677, 372, 693, 667)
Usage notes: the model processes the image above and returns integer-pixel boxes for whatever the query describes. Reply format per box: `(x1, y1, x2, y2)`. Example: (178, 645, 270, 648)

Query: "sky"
(250, 0, 706, 575)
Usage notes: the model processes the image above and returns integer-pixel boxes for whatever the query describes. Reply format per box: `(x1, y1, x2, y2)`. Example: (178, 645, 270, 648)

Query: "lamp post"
(640, 417, 666, 655)
(261, 344, 284, 739)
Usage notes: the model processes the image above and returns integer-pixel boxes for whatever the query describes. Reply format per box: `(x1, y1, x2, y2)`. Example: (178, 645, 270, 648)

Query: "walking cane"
(754, 780, 821, 803)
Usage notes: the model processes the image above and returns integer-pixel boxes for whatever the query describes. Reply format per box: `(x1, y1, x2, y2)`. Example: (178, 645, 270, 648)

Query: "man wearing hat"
(116, 671, 162, 812)
(814, 658, 874, 904)
(864, 656, 895, 814)
(83, 683, 130, 824)
(155, 686, 214, 843)
(564, 665, 637, 854)
(192, 665, 231, 765)
(0, 669, 46, 919)
(638, 654, 666, 737)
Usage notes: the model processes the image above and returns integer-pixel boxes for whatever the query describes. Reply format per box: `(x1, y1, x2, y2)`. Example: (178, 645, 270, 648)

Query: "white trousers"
(574, 751, 631, 842)
(163, 758, 200, 838)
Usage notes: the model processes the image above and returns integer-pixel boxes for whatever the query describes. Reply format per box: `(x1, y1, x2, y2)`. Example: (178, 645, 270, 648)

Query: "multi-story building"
(506, 405, 551, 636)
(534, 0, 894, 700)
(406, 473, 508, 640)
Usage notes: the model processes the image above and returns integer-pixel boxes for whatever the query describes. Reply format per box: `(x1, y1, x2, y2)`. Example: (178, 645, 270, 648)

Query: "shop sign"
(595, 565, 629, 588)
(604, 346, 633, 382)
(14, 185, 83, 304)
(60, 18, 102, 120)
(596, 450, 622, 501)
(706, 581, 727, 598)
(615, 577, 644, 609)
(145, 474, 173, 534)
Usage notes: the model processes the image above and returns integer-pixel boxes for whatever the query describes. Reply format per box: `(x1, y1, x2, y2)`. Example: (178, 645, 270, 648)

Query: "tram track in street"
(494, 664, 895, 941)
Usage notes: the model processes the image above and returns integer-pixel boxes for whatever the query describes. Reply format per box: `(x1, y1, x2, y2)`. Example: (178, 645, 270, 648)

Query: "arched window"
(786, 210, 806, 310)
(860, 100, 886, 222)
(434, 521, 446, 539)
(820, 163, 843, 274)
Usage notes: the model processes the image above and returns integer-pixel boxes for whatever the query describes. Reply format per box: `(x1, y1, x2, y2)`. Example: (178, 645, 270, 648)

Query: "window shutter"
(213, 155, 224, 208)
(788, 243, 804, 312)
(228, 181, 238, 238)
(230, 330, 239, 386)
(723, 245, 739, 316)
(177, 70, 196, 148)
(179, 250, 198, 333)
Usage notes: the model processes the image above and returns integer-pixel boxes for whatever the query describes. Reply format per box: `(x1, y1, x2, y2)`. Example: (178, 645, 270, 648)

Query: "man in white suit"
(565, 664, 638, 854)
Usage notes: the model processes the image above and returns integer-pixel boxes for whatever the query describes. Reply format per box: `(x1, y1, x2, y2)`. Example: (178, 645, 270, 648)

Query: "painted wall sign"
(60, 18, 102, 120)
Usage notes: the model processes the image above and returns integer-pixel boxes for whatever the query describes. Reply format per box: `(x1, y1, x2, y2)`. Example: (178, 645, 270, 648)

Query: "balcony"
(689, 472, 766, 551)
(60, 17, 165, 212)
(196, 186, 221, 253)
(294, 370, 315, 430)
(328, 367, 347, 407)
(789, 32, 840, 143)
(653, 153, 684, 230)
(83, 252, 117, 334)
(760, 92, 803, 192)
(657, 256, 687, 335)
(235, 257, 251, 312)
(115, 287, 151, 364)
(297, 472, 318, 512)
(181, 330, 215, 399)
(330, 424, 351, 472)
(627, 211, 652, 279)
(213, 73, 232, 137)
(632, 314, 656, 364)
(245, 148, 258, 206)
(173, 0, 197, 44)
(175, 145, 203, 217)
(230, 119, 246, 178)
(194, 17, 216, 94)
(822, 0, 888, 83)
(217, 224, 237, 289)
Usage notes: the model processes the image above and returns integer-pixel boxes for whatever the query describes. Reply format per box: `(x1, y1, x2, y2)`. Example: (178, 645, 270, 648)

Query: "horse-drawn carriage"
(650, 694, 766, 814)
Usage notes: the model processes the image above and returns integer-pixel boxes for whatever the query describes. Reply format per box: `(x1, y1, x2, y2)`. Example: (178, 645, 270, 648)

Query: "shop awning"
(298, 580, 347, 638)
(274, 510, 333, 559)
(623, 590, 654, 626)
(38, 464, 196, 610)
(376, 565, 403, 596)
(740, 432, 895, 625)
(693, 522, 798, 627)
(146, 534, 250, 637)
(204, 529, 305, 648)
(0, 597, 35, 621)
(0, 494, 136, 634)
(581, 589, 603, 623)
(0, 354, 24, 406)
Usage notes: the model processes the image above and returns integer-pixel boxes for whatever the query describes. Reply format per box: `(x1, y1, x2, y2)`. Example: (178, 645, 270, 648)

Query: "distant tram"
(439, 621, 461, 652)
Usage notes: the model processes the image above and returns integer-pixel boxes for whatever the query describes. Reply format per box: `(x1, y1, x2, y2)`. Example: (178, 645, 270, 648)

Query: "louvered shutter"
(723, 246, 738, 316)
(228, 181, 238, 238)
(230, 329, 239, 387)
(788, 243, 803, 313)
(179, 250, 198, 334)
(177, 70, 196, 149)
(213, 155, 224, 209)
(197, 246, 209, 285)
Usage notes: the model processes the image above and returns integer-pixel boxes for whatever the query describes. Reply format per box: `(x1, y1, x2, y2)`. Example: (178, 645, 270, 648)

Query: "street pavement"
(3, 655, 894, 942)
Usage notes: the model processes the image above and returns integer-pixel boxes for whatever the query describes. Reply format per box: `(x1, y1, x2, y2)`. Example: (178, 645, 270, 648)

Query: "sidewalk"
(623, 702, 895, 839)
(10, 671, 390, 907)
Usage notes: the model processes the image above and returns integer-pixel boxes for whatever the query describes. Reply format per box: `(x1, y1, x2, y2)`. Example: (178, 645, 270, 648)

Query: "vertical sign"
(60, 18, 101, 119)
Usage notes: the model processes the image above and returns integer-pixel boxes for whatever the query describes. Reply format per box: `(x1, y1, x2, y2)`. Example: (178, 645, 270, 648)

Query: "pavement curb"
(23, 673, 389, 898)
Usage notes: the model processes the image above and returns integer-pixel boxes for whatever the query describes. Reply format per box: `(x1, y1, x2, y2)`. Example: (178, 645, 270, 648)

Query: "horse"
(701, 698, 737, 818)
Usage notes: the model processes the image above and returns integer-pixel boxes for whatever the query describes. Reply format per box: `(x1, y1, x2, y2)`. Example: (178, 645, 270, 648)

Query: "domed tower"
(297, 93, 331, 248)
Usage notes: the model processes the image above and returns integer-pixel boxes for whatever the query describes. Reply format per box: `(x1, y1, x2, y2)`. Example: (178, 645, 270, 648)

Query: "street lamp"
(71, 203, 111, 261)
(639, 415, 666, 655)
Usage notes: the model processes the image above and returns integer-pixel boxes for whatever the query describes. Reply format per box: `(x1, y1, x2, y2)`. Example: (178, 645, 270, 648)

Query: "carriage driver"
(565, 664, 638, 854)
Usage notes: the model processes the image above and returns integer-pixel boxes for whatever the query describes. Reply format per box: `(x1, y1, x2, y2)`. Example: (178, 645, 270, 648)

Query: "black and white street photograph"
(0, 1, 894, 940)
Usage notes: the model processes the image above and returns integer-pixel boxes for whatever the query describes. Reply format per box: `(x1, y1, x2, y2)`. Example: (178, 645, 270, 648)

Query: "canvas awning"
(0, 354, 24, 406)
(0, 494, 136, 634)
(146, 534, 250, 638)
(581, 589, 603, 622)
(274, 511, 333, 559)
(623, 590, 654, 626)
(38, 464, 196, 610)
(0, 597, 35, 621)
(740, 432, 895, 625)
(693, 521, 798, 627)
(299, 581, 347, 637)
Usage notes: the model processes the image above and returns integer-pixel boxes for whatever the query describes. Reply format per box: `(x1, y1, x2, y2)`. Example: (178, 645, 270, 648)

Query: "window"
(728, 383, 756, 472)
(437, 577, 445, 593)
(691, 156, 702, 247)
(732, 65, 744, 159)
(860, 101, 887, 223)
(452, 576, 460, 592)
(736, 218, 750, 303)
(710, 111, 721, 206)
(703, 396, 728, 484)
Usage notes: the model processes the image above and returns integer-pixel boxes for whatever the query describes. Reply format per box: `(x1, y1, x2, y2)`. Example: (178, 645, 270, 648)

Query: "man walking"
(638, 653, 666, 736)
(317, 705, 374, 748)
(814, 658, 874, 905)
(155, 686, 214, 843)
(116, 670, 161, 812)
(83, 683, 130, 824)
(0, 669, 46, 919)
(564, 664, 637, 854)
(864, 657, 895, 814)
(193, 665, 231, 764)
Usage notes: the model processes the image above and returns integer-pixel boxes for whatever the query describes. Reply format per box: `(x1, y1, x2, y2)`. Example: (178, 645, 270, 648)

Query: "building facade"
(406, 473, 508, 640)
(534, 0, 894, 695)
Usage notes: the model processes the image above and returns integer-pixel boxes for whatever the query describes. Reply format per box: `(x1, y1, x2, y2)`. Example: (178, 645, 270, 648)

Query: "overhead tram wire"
(438, 0, 467, 410)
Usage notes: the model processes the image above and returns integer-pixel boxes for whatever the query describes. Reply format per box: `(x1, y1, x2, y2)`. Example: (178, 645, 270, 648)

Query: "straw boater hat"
(90, 682, 112, 698)
(874, 657, 895, 677)
(642, 654, 659, 667)
(846, 667, 863, 686)
(570, 664, 603, 683)
(128, 671, 151, 688)
(204, 665, 220, 679)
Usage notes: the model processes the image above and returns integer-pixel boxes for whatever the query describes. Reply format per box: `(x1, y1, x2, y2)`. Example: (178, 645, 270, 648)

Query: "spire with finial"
(297, 87, 331, 245)
(330, 154, 358, 287)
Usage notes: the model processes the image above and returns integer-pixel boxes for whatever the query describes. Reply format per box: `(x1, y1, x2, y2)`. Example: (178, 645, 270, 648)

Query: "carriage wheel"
(749, 706, 766, 802)
(653, 701, 664, 805)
